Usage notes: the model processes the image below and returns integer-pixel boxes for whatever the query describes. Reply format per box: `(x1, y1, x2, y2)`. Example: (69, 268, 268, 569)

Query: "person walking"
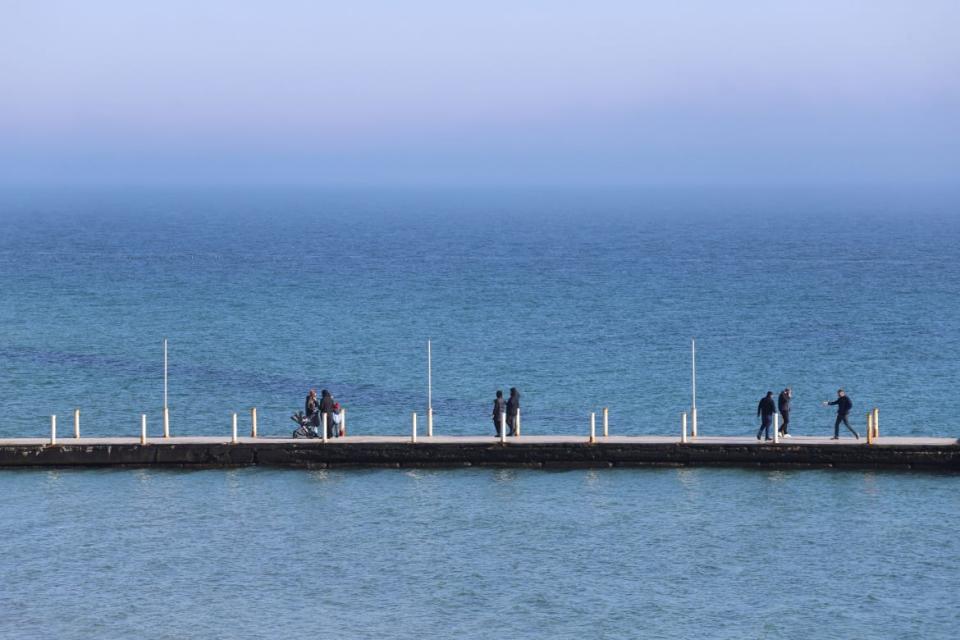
(506, 388, 520, 436)
(778, 387, 792, 437)
(492, 390, 506, 436)
(757, 391, 776, 441)
(823, 388, 858, 440)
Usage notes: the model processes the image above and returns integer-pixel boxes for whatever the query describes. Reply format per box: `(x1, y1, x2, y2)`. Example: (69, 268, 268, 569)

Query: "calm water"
(1, 186, 958, 637)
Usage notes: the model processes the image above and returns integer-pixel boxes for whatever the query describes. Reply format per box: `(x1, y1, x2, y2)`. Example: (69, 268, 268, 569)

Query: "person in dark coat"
(319, 389, 337, 438)
(305, 389, 321, 430)
(757, 391, 776, 441)
(492, 390, 505, 436)
(777, 387, 792, 437)
(824, 388, 858, 440)
(506, 388, 520, 436)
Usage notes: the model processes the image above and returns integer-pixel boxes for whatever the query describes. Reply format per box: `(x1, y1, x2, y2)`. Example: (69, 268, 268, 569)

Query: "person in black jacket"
(778, 388, 792, 437)
(824, 388, 858, 440)
(506, 388, 520, 436)
(319, 389, 337, 438)
(757, 391, 776, 441)
(492, 390, 505, 436)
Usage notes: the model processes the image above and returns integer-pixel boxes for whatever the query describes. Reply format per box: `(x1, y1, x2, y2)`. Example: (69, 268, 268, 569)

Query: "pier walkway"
(1, 435, 957, 470)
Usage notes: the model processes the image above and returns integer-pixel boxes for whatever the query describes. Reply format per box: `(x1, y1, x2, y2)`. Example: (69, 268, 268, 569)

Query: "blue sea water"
(1, 186, 959, 638)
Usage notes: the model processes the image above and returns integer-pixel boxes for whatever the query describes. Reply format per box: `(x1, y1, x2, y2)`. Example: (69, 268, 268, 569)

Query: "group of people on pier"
(492, 388, 521, 436)
(304, 388, 343, 438)
(756, 388, 859, 440)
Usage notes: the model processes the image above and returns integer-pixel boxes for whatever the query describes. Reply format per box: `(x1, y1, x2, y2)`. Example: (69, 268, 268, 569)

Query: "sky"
(0, 0, 958, 187)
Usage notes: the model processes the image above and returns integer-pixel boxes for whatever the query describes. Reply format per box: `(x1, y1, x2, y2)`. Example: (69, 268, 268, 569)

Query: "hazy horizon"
(1, 1, 958, 187)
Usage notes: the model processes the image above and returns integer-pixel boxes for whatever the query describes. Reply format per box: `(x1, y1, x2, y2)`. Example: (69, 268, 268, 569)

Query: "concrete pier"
(0, 435, 957, 471)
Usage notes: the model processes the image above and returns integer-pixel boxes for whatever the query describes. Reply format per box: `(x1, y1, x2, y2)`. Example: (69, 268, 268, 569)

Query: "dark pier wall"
(1, 441, 958, 471)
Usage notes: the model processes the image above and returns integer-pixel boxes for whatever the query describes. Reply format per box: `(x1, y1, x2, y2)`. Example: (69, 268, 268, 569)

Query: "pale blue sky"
(1, 0, 957, 186)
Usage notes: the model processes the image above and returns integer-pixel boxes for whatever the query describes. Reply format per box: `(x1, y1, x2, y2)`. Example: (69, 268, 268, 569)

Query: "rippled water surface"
(2, 467, 958, 639)
(1, 187, 958, 638)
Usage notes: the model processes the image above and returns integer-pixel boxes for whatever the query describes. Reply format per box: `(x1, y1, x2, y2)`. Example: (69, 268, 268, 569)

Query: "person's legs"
(841, 414, 859, 439)
(833, 414, 842, 439)
(780, 411, 790, 435)
(758, 416, 771, 440)
(493, 419, 500, 436)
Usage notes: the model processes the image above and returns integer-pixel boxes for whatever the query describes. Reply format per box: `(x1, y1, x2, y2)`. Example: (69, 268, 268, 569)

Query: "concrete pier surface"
(1, 435, 958, 470)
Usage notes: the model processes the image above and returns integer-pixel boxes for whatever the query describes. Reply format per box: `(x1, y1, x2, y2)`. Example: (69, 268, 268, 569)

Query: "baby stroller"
(290, 411, 320, 438)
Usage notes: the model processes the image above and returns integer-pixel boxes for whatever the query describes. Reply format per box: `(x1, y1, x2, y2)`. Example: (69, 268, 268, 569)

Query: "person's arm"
(757, 401, 762, 417)
(827, 399, 838, 406)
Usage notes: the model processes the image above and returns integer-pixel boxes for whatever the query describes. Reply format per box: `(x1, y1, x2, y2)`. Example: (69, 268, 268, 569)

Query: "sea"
(1, 185, 958, 638)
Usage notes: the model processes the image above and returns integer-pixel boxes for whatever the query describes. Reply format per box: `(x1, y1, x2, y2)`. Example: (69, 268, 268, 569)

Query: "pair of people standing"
(492, 388, 520, 436)
(756, 387, 792, 440)
(305, 388, 342, 438)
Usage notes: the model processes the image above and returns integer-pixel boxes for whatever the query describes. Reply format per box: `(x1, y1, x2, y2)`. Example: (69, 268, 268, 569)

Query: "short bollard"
(322, 412, 329, 443)
(873, 408, 880, 439)
(141, 414, 147, 445)
(412, 412, 418, 443)
(427, 408, 433, 438)
(773, 413, 780, 444)
(340, 408, 347, 437)
(603, 407, 609, 437)
(499, 412, 506, 444)
(250, 407, 258, 438)
(74, 408, 80, 439)
(163, 407, 170, 439)
(231, 412, 238, 444)
(589, 412, 596, 444)
(691, 407, 698, 438)
(50, 415, 57, 445)
(515, 408, 521, 437)
(681, 412, 688, 443)
(867, 412, 874, 445)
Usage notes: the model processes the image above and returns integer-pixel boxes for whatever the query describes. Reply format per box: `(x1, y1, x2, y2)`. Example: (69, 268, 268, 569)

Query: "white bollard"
(681, 412, 688, 443)
(773, 413, 780, 444)
(50, 414, 57, 445)
(412, 412, 418, 443)
(340, 408, 347, 437)
(427, 408, 433, 438)
(603, 407, 609, 438)
(231, 412, 238, 444)
(163, 407, 170, 438)
(692, 407, 698, 438)
(500, 412, 506, 444)
(515, 408, 521, 437)
(322, 413, 329, 443)
(74, 408, 80, 439)
(250, 407, 258, 438)
(141, 414, 147, 445)
(873, 407, 879, 439)
(590, 412, 596, 444)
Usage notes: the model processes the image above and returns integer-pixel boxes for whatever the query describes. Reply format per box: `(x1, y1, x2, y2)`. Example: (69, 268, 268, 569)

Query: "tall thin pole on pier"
(427, 339, 433, 437)
(691, 338, 698, 438)
(163, 338, 170, 438)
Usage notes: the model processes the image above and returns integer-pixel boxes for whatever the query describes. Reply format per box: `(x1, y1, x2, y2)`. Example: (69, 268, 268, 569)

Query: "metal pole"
(691, 338, 698, 438)
(231, 412, 238, 444)
(590, 412, 596, 444)
(341, 408, 347, 437)
(500, 412, 506, 444)
(412, 412, 418, 443)
(50, 415, 57, 445)
(141, 414, 147, 445)
(603, 407, 609, 437)
(866, 412, 874, 445)
(163, 338, 170, 438)
(773, 413, 780, 444)
(873, 407, 879, 439)
(515, 407, 521, 437)
(74, 408, 80, 439)
(250, 407, 258, 438)
(322, 413, 329, 443)
(427, 339, 433, 437)
(681, 412, 687, 443)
